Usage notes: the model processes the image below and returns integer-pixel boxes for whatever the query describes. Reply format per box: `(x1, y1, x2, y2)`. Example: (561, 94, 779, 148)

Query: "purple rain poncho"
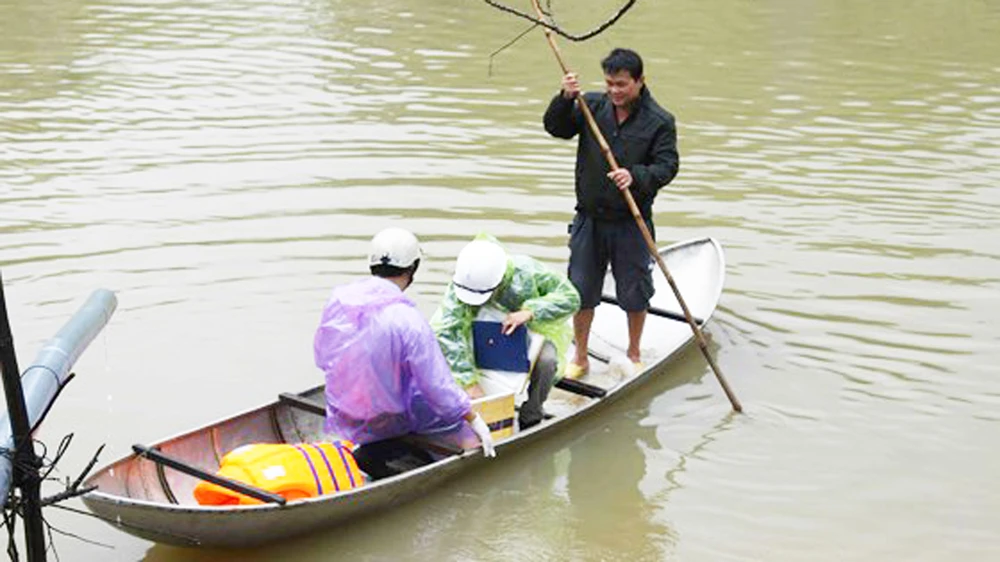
(314, 277, 472, 445)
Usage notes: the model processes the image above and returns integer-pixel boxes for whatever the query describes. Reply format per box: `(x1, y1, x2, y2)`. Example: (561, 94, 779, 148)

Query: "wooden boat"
(81, 237, 726, 547)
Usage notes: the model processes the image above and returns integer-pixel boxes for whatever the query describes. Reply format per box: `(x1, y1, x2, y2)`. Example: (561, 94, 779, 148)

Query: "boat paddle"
(529, 0, 742, 412)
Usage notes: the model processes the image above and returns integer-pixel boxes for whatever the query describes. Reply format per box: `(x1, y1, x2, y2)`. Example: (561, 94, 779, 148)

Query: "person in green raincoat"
(431, 234, 580, 429)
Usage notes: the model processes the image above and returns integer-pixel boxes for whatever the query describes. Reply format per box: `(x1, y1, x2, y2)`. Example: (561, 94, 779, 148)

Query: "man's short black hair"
(601, 48, 644, 81)
(370, 259, 420, 279)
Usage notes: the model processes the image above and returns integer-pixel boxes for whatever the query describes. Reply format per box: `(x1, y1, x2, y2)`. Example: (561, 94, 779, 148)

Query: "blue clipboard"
(472, 321, 530, 373)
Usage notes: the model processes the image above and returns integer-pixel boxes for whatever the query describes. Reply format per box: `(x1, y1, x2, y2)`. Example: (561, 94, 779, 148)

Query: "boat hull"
(82, 237, 726, 547)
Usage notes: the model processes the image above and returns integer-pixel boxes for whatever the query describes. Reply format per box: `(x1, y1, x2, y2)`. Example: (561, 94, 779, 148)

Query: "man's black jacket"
(543, 86, 679, 221)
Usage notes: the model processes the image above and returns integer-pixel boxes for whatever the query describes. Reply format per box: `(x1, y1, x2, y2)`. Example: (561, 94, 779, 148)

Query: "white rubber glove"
(469, 413, 497, 458)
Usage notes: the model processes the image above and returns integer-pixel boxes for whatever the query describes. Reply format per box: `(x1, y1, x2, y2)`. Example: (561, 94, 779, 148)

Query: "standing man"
(314, 228, 495, 480)
(543, 47, 679, 377)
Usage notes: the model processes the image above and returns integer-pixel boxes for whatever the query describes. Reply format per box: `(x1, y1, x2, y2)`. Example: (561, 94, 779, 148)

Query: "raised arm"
(543, 73, 584, 139)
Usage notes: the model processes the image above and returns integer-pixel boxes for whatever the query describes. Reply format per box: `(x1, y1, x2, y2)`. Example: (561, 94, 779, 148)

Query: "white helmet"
(452, 240, 507, 306)
(369, 228, 422, 268)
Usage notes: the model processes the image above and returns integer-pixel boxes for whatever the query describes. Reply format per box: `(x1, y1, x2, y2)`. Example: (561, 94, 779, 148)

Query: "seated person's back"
(314, 228, 495, 478)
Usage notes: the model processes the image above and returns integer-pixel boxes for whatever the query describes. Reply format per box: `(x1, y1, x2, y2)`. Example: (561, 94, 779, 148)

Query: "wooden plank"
(600, 294, 703, 325)
(279, 392, 464, 456)
(278, 392, 324, 416)
(554, 378, 607, 398)
(399, 434, 463, 457)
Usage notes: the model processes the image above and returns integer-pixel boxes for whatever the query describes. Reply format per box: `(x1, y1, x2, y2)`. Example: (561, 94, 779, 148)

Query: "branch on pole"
(481, 0, 639, 41)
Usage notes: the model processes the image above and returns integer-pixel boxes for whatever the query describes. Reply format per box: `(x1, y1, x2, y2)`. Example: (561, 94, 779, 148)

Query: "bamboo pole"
(531, 0, 742, 412)
(0, 273, 48, 561)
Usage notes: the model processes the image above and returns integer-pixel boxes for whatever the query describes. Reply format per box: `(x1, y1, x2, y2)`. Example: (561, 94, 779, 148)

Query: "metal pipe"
(0, 286, 117, 509)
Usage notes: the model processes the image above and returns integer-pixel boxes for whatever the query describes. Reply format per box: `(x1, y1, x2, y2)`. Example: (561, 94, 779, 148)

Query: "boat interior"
(85, 238, 723, 507)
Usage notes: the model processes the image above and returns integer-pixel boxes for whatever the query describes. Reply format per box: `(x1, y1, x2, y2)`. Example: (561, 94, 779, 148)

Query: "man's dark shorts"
(567, 213, 655, 311)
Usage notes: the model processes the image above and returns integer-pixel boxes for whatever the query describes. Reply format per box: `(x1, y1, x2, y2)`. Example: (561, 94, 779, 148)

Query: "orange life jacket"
(193, 441, 364, 506)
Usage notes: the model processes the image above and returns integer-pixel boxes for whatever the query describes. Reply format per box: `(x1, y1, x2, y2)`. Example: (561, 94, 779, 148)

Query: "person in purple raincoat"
(314, 228, 495, 480)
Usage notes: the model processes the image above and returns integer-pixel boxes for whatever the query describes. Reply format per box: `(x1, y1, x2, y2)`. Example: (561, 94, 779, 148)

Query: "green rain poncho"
(431, 236, 581, 388)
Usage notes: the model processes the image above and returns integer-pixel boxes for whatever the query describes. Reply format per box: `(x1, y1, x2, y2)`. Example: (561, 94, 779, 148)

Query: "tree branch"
(480, 0, 639, 42)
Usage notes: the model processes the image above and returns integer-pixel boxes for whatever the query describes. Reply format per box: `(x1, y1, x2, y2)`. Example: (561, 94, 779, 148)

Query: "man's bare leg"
(626, 310, 646, 364)
(572, 308, 595, 370)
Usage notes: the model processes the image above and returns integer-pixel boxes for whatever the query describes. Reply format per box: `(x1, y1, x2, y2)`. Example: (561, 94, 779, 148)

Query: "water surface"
(2, 0, 998, 560)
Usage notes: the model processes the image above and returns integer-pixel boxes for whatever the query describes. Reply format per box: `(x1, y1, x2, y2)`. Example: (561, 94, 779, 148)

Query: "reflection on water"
(139, 355, 706, 562)
(564, 405, 672, 560)
(2, 0, 999, 560)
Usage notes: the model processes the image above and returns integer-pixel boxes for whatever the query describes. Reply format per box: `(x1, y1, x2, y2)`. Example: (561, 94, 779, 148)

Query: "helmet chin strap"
(401, 261, 420, 291)
(453, 279, 501, 295)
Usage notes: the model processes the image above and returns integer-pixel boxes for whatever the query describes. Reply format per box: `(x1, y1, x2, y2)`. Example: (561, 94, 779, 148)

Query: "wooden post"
(0, 272, 47, 562)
